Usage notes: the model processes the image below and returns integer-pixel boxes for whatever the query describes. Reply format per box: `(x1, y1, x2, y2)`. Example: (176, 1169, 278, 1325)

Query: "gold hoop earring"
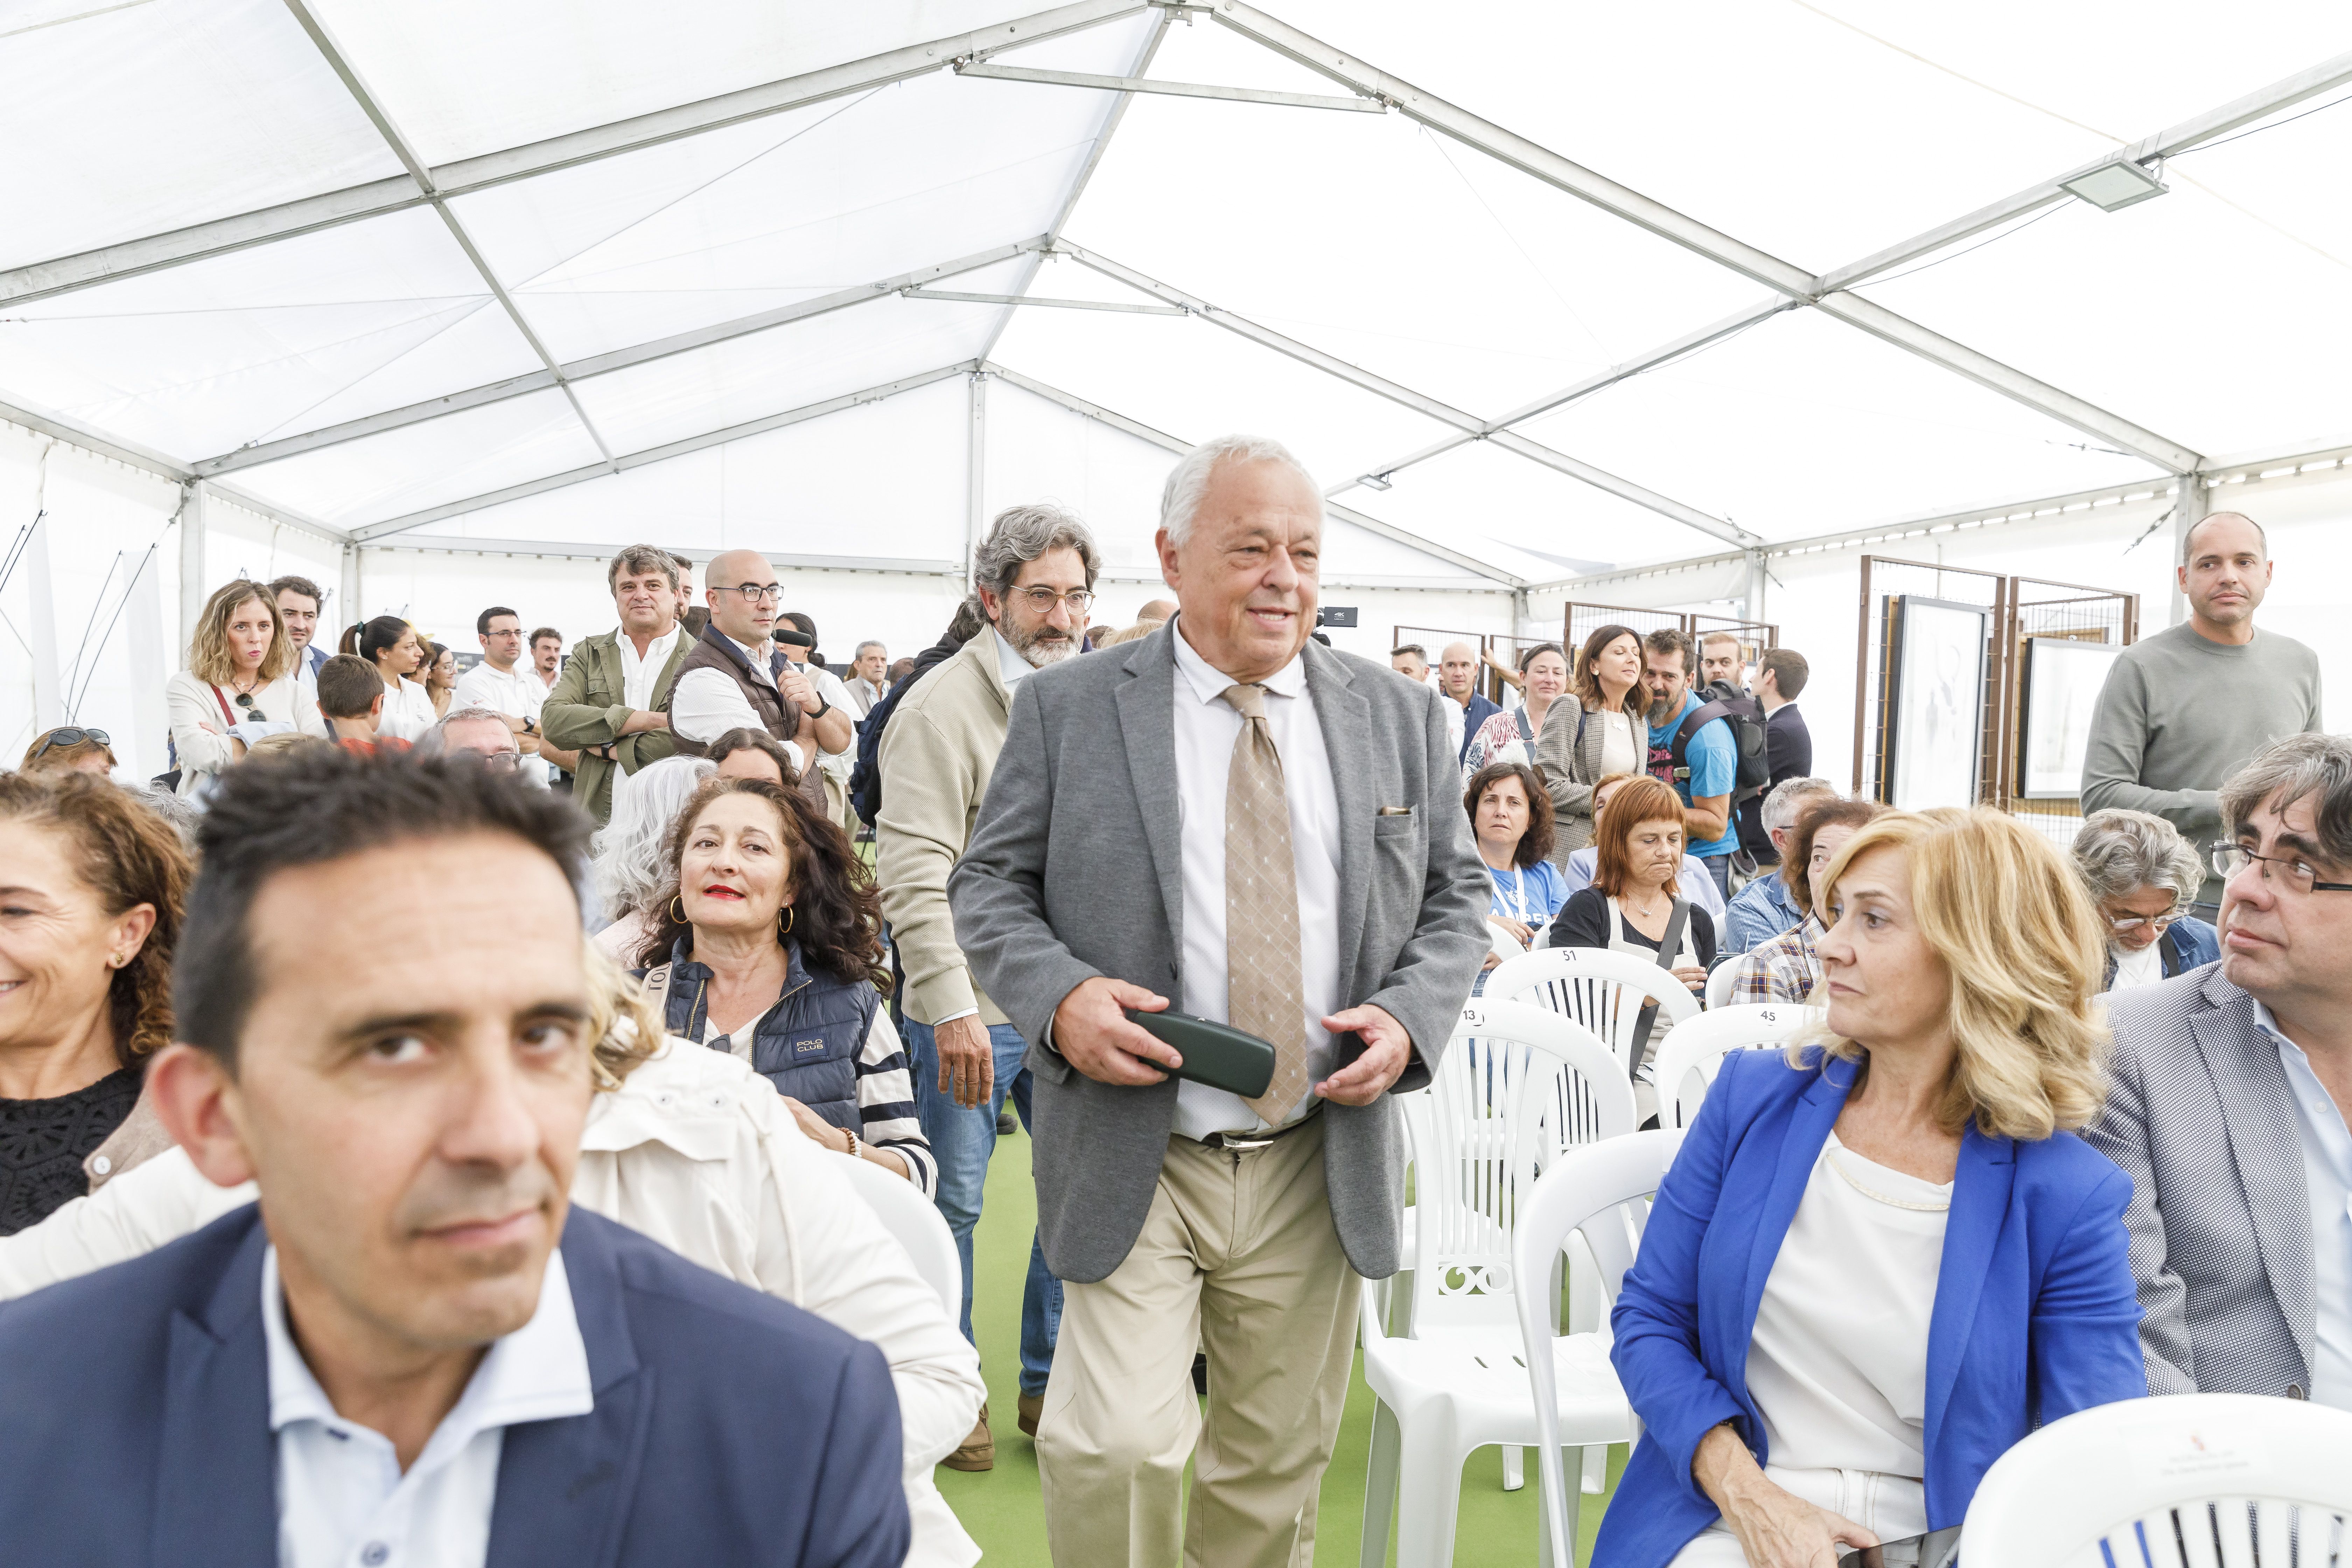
(779, 904, 795, 936)
(668, 895, 687, 924)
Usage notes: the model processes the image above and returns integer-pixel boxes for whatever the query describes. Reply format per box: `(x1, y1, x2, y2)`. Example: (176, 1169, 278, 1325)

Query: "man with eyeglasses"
(2068, 808, 2220, 993)
(875, 503, 1099, 1470)
(662, 550, 849, 813)
(2086, 733, 2352, 1409)
(428, 707, 530, 774)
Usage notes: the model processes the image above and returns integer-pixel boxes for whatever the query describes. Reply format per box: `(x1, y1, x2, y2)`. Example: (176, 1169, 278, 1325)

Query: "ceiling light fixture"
(1357, 472, 1394, 491)
(2059, 157, 2168, 213)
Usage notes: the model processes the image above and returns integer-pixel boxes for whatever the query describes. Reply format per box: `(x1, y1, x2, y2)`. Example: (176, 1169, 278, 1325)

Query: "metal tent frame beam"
(1198, 0, 2206, 476)
(281, 0, 618, 471)
(0, 0, 1146, 307)
(1057, 242, 1763, 550)
(981, 363, 1526, 587)
(194, 238, 1049, 475)
(346, 363, 976, 542)
(952, 59, 1382, 112)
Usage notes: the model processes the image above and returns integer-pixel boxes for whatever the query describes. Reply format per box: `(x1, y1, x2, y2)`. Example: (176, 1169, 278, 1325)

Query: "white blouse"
(376, 673, 441, 742)
(1594, 707, 1642, 779)
(1745, 1133, 1951, 1479)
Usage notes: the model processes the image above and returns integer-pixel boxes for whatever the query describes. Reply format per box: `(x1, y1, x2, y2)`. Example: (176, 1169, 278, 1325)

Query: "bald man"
(1136, 598, 1177, 624)
(2083, 511, 2322, 911)
(665, 548, 853, 780)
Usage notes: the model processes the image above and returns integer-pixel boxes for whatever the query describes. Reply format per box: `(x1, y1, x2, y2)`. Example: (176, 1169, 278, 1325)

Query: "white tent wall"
(0, 422, 185, 779)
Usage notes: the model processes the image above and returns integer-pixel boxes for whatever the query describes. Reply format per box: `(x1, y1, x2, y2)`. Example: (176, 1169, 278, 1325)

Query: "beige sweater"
(876, 633, 1013, 1027)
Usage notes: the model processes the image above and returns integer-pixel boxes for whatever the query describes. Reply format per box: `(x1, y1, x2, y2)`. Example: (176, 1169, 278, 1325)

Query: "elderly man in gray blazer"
(949, 434, 1489, 1566)
(2083, 732, 2352, 1408)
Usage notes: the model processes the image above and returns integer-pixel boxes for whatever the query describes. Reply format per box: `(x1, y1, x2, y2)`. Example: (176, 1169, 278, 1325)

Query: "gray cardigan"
(1533, 697, 1643, 861)
(946, 625, 1490, 1283)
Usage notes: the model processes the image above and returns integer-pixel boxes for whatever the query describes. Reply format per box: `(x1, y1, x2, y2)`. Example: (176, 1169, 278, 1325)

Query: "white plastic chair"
(1702, 957, 1742, 1011)
(1360, 1000, 1637, 1568)
(836, 1149, 960, 1319)
(1647, 1004, 1822, 1129)
(1485, 917, 1526, 964)
(1485, 947, 1701, 1078)
(1961, 1392, 2352, 1568)
(1512, 1129, 1681, 1568)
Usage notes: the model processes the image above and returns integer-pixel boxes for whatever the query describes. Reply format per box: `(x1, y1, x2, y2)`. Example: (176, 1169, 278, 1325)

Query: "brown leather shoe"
(1017, 1392, 1043, 1437)
(941, 1404, 994, 1471)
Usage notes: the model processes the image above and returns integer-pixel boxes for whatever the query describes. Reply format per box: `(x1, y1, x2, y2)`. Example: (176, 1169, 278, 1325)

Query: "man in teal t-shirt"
(1642, 629, 1739, 898)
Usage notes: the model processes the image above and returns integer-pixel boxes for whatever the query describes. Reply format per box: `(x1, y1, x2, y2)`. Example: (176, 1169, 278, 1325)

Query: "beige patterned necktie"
(1219, 682, 1309, 1123)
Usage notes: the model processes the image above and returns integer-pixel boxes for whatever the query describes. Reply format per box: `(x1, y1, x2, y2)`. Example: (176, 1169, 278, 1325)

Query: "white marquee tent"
(6, 0, 2352, 788)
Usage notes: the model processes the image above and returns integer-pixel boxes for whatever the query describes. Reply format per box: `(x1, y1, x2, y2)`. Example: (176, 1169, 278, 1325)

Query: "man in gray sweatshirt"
(2081, 511, 2322, 912)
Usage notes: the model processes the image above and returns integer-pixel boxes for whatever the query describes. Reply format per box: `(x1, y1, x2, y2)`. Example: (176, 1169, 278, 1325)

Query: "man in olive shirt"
(2081, 512, 2322, 913)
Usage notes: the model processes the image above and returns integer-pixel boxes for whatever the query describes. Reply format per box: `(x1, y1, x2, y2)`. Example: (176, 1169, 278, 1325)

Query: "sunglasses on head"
(30, 727, 110, 762)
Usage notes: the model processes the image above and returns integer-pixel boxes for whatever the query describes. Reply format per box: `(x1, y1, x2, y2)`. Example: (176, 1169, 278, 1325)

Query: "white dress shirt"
(2254, 1000, 2352, 1409)
(265, 1246, 593, 1568)
(1167, 621, 1344, 1138)
(669, 634, 810, 777)
(615, 623, 684, 712)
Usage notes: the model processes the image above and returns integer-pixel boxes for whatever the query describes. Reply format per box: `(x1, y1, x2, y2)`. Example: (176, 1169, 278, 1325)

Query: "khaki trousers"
(1037, 1116, 1359, 1568)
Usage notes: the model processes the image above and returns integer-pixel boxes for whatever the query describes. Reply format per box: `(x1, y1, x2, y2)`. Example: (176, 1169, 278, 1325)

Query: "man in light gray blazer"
(949, 434, 1489, 1566)
(2083, 732, 2352, 1408)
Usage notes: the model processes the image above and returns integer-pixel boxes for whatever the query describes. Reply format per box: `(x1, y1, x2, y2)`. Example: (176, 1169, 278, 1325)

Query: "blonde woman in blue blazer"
(1598, 808, 2146, 1568)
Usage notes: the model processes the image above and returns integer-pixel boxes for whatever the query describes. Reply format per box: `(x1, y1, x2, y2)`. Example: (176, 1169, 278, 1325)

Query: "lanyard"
(1492, 865, 1533, 925)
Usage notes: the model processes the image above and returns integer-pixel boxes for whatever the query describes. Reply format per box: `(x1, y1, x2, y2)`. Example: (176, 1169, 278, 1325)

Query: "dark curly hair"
(0, 772, 191, 1066)
(639, 777, 885, 987)
(1463, 760, 1556, 869)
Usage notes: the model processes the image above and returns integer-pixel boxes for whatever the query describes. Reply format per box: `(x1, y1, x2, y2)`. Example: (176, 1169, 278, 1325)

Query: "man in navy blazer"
(0, 748, 908, 1567)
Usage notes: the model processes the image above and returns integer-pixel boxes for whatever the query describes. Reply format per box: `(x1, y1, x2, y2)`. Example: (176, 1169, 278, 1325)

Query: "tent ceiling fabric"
(2, 0, 2348, 579)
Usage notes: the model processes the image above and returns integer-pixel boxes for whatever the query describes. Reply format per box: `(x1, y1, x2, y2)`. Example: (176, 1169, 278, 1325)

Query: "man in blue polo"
(1642, 628, 1740, 898)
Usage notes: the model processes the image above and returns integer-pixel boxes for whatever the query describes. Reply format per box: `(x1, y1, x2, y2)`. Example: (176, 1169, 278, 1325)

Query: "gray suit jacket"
(947, 625, 1490, 1284)
(2080, 964, 2314, 1398)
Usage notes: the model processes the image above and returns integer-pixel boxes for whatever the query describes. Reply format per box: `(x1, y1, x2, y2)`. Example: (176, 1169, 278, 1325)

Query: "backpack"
(1670, 681, 1772, 804)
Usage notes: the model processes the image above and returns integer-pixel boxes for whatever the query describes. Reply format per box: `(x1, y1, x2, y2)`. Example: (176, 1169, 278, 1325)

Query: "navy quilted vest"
(646, 935, 876, 1132)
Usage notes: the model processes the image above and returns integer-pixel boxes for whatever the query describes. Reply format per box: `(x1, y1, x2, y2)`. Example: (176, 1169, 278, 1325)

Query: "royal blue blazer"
(0, 1205, 909, 1568)
(1594, 1048, 2146, 1568)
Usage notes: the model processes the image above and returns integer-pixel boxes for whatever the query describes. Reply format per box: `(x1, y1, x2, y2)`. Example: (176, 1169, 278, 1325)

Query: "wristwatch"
(808, 695, 832, 720)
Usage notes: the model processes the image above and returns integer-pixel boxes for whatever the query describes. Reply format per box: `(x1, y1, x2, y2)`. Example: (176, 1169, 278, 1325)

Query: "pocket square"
(1377, 806, 1413, 816)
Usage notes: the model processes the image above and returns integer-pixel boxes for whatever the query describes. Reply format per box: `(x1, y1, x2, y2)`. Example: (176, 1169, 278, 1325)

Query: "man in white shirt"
(454, 606, 579, 787)
(529, 627, 562, 691)
(2087, 732, 2352, 1408)
(667, 551, 852, 782)
(847, 640, 891, 714)
(0, 746, 910, 1566)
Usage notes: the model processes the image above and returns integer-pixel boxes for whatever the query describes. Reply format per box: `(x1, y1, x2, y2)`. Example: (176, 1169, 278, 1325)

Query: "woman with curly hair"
(0, 772, 190, 1232)
(636, 776, 936, 1191)
(1596, 807, 2144, 1568)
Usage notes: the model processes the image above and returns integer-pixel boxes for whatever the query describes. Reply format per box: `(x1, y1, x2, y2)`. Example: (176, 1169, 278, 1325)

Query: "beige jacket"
(0, 1040, 987, 1568)
(876, 633, 1013, 1027)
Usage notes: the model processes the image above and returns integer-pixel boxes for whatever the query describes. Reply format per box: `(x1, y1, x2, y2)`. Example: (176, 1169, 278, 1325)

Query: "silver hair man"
(2072, 808, 2206, 916)
(2219, 732, 2352, 864)
(1759, 776, 1838, 839)
(971, 502, 1102, 668)
(1158, 434, 1320, 546)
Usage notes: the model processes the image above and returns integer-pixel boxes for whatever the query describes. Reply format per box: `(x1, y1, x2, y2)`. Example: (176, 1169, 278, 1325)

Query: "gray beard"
(1008, 623, 1078, 668)
(1646, 692, 1680, 726)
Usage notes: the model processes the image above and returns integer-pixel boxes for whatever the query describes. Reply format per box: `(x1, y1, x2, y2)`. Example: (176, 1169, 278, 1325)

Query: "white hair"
(1761, 776, 1838, 836)
(1158, 434, 1322, 546)
(591, 755, 716, 918)
(2072, 807, 2206, 910)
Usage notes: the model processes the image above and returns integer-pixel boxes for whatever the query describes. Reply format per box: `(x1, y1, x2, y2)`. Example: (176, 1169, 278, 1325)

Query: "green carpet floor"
(931, 1123, 1626, 1566)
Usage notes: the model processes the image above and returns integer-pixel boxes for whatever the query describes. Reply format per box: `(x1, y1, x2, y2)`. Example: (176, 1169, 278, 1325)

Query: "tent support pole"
(966, 371, 989, 595)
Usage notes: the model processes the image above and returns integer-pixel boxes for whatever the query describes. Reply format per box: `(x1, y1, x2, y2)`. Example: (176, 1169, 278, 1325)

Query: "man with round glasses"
(2070, 808, 2220, 993)
(2086, 733, 2352, 1409)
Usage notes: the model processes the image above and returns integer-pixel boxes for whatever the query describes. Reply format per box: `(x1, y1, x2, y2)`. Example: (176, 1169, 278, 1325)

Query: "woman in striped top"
(634, 776, 936, 1194)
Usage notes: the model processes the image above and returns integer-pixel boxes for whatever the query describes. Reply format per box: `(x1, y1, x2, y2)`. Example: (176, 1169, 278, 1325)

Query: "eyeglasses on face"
(1010, 587, 1094, 615)
(2104, 911, 2178, 934)
(717, 583, 784, 603)
(2212, 842, 2352, 895)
